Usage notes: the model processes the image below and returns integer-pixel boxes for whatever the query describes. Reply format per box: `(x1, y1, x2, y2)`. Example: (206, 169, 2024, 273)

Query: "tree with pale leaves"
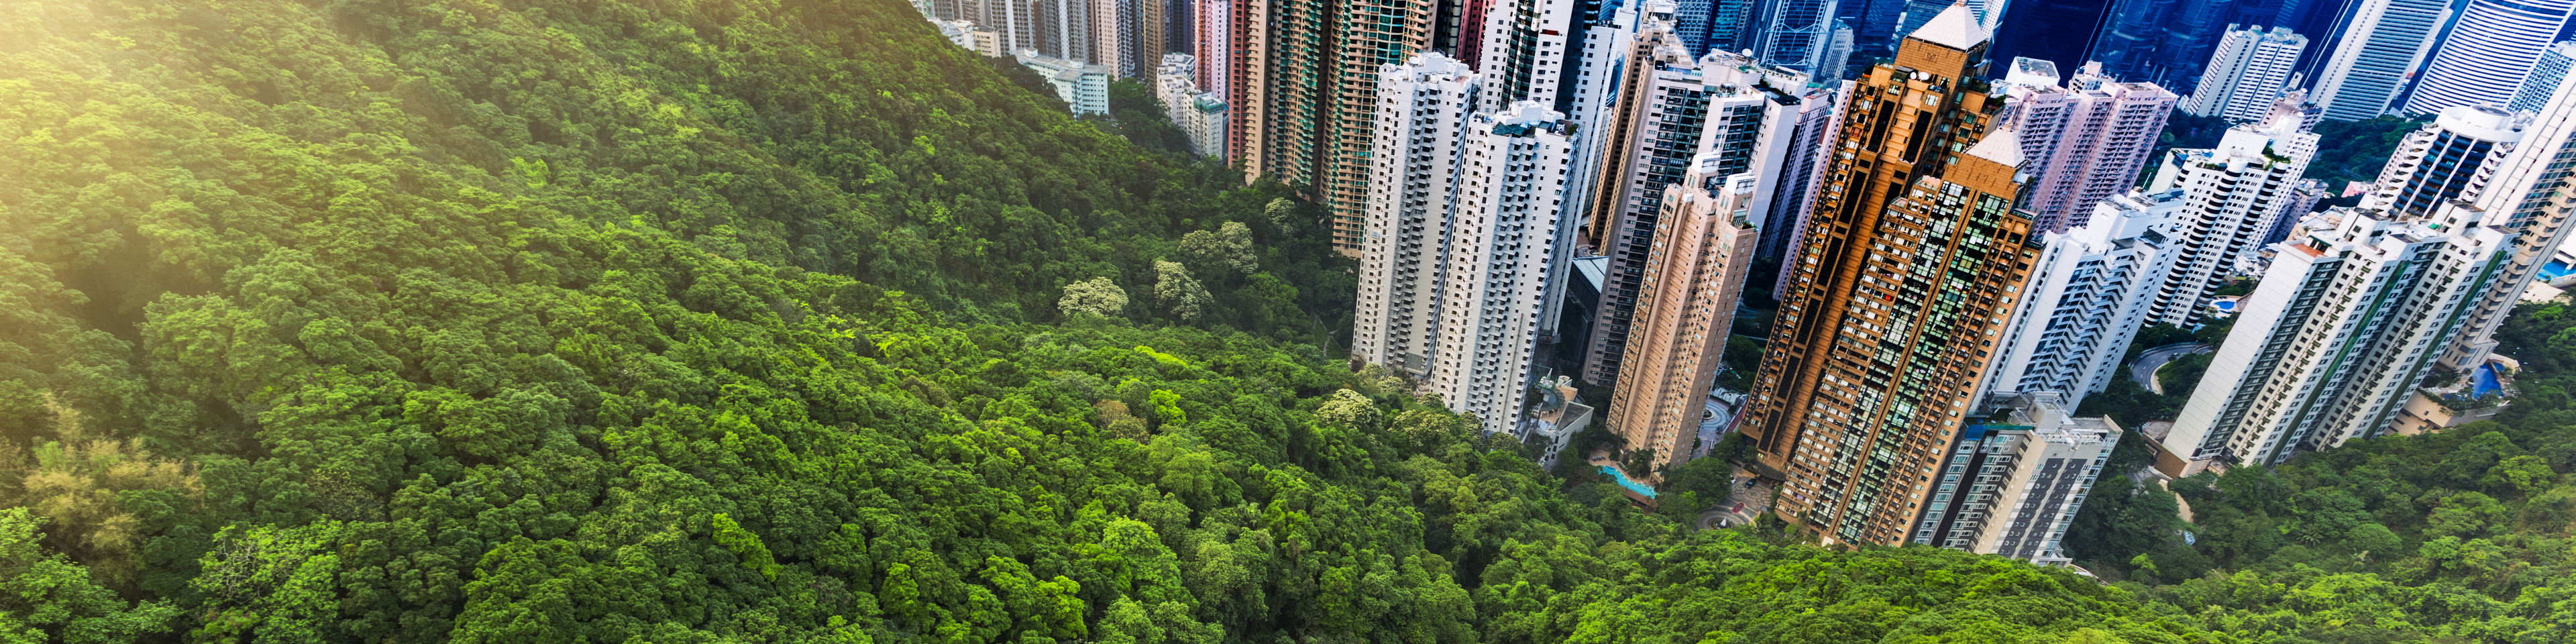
(1059, 277, 1130, 317)
(1154, 261, 1212, 322)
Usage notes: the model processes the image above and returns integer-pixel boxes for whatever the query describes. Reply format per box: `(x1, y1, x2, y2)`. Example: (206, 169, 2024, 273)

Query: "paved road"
(1697, 467, 1772, 530)
(2131, 343, 2209, 394)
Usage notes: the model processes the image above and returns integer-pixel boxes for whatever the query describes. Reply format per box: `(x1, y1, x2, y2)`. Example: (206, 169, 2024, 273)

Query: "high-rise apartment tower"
(1605, 164, 1761, 475)
(2142, 93, 2319, 327)
(2182, 25, 2306, 123)
(1578, 39, 1810, 388)
(1996, 58, 2179, 232)
(1351, 53, 1574, 435)
(1983, 190, 2186, 410)
(1739, 4, 2043, 546)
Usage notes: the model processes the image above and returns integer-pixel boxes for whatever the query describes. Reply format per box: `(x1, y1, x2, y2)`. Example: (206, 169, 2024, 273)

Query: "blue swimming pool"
(2214, 300, 2237, 311)
(1599, 466, 1658, 498)
(2540, 261, 2575, 282)
(2473, 363, 2504, 398)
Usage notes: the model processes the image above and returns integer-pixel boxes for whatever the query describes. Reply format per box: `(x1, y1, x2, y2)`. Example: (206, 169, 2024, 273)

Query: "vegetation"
(3, 0, 2573, 641)
(2305, 116, 2430, 205)
(2057, 301, 2576, 641)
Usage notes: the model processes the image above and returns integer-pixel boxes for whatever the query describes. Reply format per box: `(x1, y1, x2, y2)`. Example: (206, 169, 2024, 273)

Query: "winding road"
(2131, 343, 2210, 394)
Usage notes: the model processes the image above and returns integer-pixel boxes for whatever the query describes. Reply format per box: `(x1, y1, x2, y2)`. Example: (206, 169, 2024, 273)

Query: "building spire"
(1905, 1, 1990, 51)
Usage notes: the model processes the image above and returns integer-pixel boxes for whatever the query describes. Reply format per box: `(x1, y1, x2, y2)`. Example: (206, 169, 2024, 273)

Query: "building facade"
(1984, 190, 2187, 410)
(1350, 53, 1572, 435)
(2159, 207, 2513, 474)
(2308, 0, 2446, 122)
(1016, 50, 1115, 114)
(2143, 93, 2319, 327)
(1911, 392, 2118, 565)
(2361, 105, 2527, 220)
(2399, 0, 2576, 115)
(2182, 25, 2306, 123)
(1607, 166, 1762, 476)
(2435, 77, 2576, 372)
(1577, 30, 1810, 388)
(1998, 58, 2179, 232)
(1157, 54, 1232, 159)
(1740, 5, 2043, 546)
(1756, 0, 1840, 78)
(2510, 42, 2576, 115)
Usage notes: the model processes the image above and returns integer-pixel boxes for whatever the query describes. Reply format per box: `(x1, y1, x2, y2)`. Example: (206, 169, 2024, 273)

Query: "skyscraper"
(1314, 0, 1441, 256)
(1605, 164, 1761, 475)
(2400, 0, 2576, 115)
(1739, 4, 2043, 546)
(1534, 0, 1644, 345)
(1756, 0, 1842, 77)
(2182, 25, 2306, 123)
(1996, 59, 2179, 232)
(2158, 207, 2512, 474)
(2509, 42, 2576, 115)
(1982, 189, 2186, 410)
(2308, 0, 2446, 122)
(2434, 78, 2576, 371)
(1911, 392, 2118, 564)
(1351, 53, 1572, 435)
(2361, 105, 2527, 219)
(1674, 0, 1761, 56)
(2143, 93, 2319, 327)
(1755, 83, 1847, 260)
(1577, 25, 1810, 387)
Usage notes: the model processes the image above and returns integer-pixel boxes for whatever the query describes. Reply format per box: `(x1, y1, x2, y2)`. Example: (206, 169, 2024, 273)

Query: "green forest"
(3, 0, 2575, 642)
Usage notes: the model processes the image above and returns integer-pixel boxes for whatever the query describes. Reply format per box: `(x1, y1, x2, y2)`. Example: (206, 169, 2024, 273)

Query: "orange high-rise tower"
(1736, 2, 2043, 546)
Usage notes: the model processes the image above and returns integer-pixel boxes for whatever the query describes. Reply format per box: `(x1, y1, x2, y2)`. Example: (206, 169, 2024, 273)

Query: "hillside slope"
(0, 0, 2562, 643)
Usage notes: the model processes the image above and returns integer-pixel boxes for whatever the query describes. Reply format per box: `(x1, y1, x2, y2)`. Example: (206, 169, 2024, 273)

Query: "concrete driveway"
(1697, 467, 1772, 530)
(2131, 343, 2209, 394)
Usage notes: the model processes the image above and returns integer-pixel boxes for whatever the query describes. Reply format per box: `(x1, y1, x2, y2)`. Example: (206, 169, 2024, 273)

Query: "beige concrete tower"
(1605, 161, 1762, 476)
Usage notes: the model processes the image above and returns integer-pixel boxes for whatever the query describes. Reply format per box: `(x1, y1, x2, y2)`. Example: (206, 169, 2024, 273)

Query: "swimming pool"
(2213, 300, 2237, 311)
(2473, 363, 2504, 398)
(1598, 466, 1658, 498)
(2540, 261, 2575, 282)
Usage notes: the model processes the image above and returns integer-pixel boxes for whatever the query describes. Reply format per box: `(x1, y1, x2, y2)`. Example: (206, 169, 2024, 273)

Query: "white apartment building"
(1351, 52, 1572, 435)
(2309, 0, 2447, 122)
(1015, 50, 1112, 114)
(2435, 76, 2576, 371)
(1911, 392, 2117, 566)
(1997, 59, 2179, 232)
(2400, 0, 2576, 115)
(2159, 208, 2514, 474)
(2361, 105, 2527, 219)
(2182, 25, 2306, 123)
(1986, 189, 2186, 410)
(1155, 54, 1230, 159)
(2143, 93, 2320, 327)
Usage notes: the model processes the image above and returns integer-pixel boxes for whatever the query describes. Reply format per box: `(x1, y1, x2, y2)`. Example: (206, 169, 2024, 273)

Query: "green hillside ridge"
(1, 0, 2574, 642)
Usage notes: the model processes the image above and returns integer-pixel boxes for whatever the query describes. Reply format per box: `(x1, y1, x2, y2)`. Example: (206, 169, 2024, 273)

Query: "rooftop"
(1906, 2, 1990, 51)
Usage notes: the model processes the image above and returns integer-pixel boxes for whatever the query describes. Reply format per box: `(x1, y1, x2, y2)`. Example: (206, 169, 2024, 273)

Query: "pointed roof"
(1906, 2, 1990, 52)
(1966, 125, 2022, 168)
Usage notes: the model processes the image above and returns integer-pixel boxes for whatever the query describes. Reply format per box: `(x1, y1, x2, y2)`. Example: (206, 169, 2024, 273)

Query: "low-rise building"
(1016, 50, 1112, 115)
